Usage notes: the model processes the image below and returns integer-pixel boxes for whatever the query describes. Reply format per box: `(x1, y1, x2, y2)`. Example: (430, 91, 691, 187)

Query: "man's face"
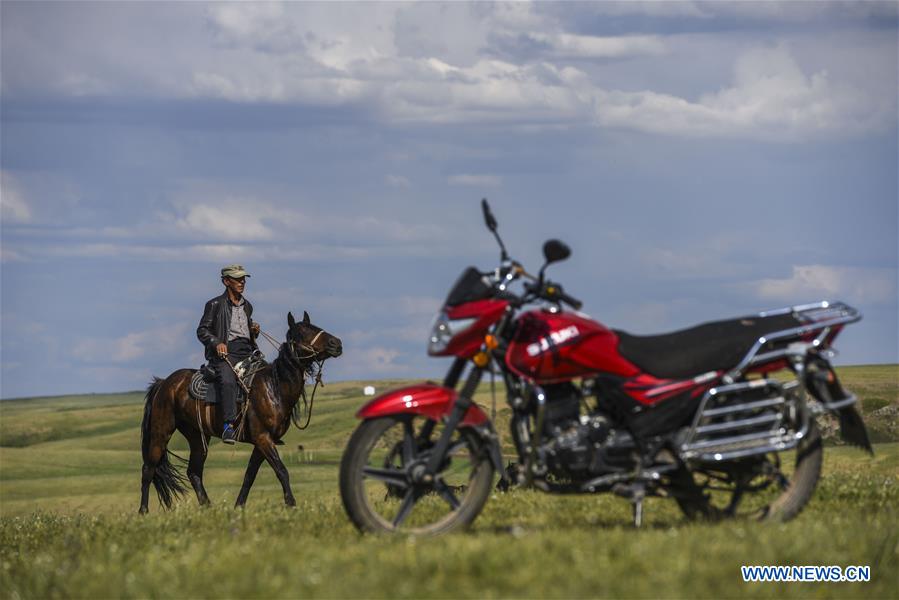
(224, 276, 246, 296)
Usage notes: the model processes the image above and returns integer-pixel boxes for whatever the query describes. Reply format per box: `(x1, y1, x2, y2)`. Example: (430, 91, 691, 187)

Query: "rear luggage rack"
(729, 301, 861, 378)
(679, 302, 861, 463)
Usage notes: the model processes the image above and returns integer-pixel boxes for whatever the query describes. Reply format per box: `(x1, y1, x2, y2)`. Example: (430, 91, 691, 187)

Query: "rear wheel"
(673, 422, 823, 522)
(339, 416, 495, 535)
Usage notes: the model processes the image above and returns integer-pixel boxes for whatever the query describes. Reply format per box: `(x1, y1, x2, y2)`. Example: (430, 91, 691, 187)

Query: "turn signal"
(484, 335, 499, 350)
(472, 352, 490, 367)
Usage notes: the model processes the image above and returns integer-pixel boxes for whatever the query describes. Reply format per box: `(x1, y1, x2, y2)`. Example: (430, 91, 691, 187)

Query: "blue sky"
(1, 2, 897, 399)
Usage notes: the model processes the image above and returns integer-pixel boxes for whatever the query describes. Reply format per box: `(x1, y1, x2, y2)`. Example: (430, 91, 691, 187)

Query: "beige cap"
(221, 264, 250, 279)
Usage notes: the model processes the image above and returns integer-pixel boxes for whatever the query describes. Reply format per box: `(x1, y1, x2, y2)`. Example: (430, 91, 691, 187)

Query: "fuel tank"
(506, 309, 640, 383)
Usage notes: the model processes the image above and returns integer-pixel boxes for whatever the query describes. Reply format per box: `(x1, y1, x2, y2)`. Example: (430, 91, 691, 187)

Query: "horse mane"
(269, 342, 320, 428)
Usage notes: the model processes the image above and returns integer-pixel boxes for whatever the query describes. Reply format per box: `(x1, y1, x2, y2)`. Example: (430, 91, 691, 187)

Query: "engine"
(535, 383, 632, 477)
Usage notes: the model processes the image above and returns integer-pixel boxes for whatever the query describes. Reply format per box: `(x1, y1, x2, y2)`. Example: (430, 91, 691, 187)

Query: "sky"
(1, 1, 897, 399)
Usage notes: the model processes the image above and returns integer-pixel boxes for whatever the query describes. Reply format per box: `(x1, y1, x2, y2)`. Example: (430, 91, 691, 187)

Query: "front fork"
(423, 363, 508, 485)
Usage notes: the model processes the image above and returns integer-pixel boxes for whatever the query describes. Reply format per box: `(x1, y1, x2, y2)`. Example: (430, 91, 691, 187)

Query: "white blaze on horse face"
(526, 325, 580, 357)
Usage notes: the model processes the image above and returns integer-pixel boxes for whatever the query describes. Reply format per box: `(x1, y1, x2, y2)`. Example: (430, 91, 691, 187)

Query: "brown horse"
(139, 311, 342, 513)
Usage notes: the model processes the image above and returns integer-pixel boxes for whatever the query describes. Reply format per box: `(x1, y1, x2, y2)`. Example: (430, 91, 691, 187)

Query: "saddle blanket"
(188, 354, 266, 404)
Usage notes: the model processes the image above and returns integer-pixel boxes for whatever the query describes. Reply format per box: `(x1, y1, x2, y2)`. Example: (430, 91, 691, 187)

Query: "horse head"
(286, 311, 343, 361)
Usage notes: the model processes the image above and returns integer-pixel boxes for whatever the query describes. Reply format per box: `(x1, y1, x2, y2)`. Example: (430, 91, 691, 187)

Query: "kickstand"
(632, 488, 645, 528)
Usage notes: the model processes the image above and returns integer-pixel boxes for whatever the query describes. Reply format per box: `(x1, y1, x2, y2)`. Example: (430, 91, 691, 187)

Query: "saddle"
(189, 351, 267, 404)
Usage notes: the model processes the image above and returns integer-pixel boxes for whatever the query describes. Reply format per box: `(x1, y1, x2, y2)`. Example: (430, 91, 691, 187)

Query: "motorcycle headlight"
(427, 311, 477, 355)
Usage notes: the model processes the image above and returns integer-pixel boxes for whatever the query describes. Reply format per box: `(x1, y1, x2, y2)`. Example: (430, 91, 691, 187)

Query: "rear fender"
(805, 360, 873, 454)
(356, 383, 489, 426)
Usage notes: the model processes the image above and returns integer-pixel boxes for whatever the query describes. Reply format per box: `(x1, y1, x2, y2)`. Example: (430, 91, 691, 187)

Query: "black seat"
(614, 313, 801, 380)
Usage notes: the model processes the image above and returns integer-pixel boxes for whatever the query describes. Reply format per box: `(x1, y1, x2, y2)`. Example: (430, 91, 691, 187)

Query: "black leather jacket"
(197, 292, 258, 361)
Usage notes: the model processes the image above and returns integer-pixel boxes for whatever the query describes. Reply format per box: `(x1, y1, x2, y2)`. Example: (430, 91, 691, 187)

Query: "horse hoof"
(138, 507, 148, 515)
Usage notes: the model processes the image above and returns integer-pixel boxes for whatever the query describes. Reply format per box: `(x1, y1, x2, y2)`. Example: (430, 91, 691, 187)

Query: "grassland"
(1, 366, 897, 598)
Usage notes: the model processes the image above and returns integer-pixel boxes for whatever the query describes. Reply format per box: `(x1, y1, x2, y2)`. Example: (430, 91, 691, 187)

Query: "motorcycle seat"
(613, 313, 802, 380)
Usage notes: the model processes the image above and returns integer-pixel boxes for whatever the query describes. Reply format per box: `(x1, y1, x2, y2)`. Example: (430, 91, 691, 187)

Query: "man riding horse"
(139, 269, 343, 512)
(196, 264, 261, 444)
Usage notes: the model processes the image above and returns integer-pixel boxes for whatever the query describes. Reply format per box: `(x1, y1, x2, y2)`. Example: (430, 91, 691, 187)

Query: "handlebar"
(520, 280, 583, 310)
(556, 288, 583, 311)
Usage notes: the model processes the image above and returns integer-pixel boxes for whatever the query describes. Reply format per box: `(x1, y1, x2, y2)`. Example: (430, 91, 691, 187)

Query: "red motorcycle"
(339, 200, 872, 534)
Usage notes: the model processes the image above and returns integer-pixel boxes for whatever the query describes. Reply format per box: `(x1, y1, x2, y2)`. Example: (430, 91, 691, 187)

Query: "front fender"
(356, 383, 489, 426)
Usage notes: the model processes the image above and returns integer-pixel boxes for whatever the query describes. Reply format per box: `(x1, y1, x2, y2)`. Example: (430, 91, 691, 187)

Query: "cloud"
(518, 32, 667, 59)
(595, 45, 894, 141)
(344, 345, 408, 375)
(0, 171, 32, 223)
(175, 202, 275, 240)
(749, 265, 897, 306)
(74, 322, 191, 364)
(448, 174, 503, 187)
(0, 246, 27, 263)
(385, 175, 411, 189)
(3, 4, 894, 141)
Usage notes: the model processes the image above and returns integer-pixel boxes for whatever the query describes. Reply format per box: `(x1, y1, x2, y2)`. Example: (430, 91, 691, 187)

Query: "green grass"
(0, 367, 897, 598)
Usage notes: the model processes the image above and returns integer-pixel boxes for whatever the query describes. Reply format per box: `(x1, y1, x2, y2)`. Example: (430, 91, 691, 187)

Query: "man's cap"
(221, 264, 250, 279)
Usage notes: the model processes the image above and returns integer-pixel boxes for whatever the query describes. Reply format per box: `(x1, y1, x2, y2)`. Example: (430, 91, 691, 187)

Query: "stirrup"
(222, 424, 237, 445)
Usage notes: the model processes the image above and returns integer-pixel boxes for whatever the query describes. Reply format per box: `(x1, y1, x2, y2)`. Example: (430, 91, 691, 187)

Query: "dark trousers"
(212, 338, 254, 424)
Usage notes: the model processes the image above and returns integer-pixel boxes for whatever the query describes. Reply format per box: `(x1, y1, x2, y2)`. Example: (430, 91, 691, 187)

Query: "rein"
(261, 328, 327, 431)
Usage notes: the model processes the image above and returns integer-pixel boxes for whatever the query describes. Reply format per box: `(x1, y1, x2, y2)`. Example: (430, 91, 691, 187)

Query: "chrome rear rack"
(679, 301, 861, 463)
(728, 301, 861, 379)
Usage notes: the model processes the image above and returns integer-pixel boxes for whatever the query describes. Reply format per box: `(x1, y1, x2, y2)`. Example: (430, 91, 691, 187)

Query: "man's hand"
(251, 322, 260, 336)
(216, 343, 228, 358)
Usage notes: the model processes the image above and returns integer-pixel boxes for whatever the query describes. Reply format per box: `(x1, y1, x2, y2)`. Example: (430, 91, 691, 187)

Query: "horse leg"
(139, 379, 181, 514)
(185, 430, 211, 506)
(140, 447, 161, 514)
(234, 447, 265, 507)
(258, 438, 296, 507)
(140, 430, 175, 513)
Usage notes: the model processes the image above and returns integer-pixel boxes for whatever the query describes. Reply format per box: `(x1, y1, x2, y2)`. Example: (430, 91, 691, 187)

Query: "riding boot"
(222, 422, 236, 445)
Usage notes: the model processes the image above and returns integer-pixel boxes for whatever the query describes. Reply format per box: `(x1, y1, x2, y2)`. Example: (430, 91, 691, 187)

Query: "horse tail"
(141, 377, 188, 509)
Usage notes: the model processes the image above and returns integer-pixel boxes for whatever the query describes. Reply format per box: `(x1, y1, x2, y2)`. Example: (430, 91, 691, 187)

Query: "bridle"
(289, 329, 325, 361)
(261, 327, 330, 430)
(287, 329, 327, 429)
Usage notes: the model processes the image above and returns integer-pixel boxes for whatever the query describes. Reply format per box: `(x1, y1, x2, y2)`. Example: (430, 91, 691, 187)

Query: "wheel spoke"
(446, 438, 467, 456)
(434, 480, 461, 510)
(392, 488, 418, 527)
(724, 488, 743, 516)
(775, 472, 790, 491)
(362, 466, 409, 489)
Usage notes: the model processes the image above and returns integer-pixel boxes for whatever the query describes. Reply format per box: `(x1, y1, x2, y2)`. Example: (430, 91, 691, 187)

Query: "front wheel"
(339, 415, 495, 535)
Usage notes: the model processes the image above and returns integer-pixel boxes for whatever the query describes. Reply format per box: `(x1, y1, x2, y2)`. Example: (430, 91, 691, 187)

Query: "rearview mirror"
(542, 239, 571, 264)
(481, 198, 498, 232)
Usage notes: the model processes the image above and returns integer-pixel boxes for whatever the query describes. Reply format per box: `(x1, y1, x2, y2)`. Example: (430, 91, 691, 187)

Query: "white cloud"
(0, 246, 27, 263)
(74, 322, 191, 363)
(344, 345, 408, 375)
(525, 32, 666, 59)
(594, 45, 894, 141)
(385, 175, 411, 189)
(3, 4, 894, 141)
(448, 174, 503, 187)
(750, 265, 897, 306)
(1, 171, 32, 223)
(175, 202, 275, 240)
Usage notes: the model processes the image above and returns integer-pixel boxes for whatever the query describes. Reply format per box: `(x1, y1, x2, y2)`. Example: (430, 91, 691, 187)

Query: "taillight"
(427, 311, 477, 355)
